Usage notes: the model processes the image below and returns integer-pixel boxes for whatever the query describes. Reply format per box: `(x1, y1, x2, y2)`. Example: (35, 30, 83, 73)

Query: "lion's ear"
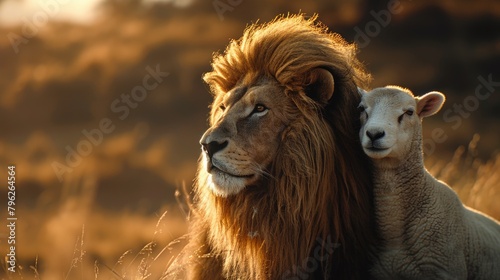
(303, 68, 335, 105)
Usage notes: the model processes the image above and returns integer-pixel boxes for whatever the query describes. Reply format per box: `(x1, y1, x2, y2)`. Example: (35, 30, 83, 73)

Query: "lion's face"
(200, 77, 292, 196)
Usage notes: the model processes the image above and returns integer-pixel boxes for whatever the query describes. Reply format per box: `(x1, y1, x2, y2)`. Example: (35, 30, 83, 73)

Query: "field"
(0, 0, 498, 279)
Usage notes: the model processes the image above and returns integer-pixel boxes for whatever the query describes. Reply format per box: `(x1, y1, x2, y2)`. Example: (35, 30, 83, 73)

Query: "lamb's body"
(373, 149, 500, 279)
(358, 86, 500, 279)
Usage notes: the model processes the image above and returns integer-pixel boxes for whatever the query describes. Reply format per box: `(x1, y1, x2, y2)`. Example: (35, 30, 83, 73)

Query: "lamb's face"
(358, 86, 445, 166)
(358, 87, 418, 162)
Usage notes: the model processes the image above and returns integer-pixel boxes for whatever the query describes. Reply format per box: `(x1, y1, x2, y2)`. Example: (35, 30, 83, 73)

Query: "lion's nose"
(201, 140, 228, 159)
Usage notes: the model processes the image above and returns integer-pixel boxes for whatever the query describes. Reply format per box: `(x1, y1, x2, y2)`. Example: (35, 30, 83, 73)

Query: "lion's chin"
(207, 171, 250, 197)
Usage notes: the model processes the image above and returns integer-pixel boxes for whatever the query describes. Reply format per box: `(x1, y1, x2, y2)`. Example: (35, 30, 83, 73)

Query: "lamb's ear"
(303, 68, 335, 105)
(416, 91, 445, 118)
(357, 87, 368, 98)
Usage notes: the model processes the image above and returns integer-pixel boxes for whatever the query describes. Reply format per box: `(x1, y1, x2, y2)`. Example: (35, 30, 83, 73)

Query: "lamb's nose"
(201, 140, 228, 159)
(366, 130, 385, 141)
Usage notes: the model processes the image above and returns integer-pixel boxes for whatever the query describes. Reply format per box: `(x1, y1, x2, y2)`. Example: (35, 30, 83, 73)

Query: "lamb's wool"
(359, 86, 500, 279)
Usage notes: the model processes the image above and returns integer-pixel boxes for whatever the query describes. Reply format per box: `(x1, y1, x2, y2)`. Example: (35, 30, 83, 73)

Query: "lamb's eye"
(398, 113, 405, 123)
(398, 109, 414, 123)
(358, 105, 368, 119)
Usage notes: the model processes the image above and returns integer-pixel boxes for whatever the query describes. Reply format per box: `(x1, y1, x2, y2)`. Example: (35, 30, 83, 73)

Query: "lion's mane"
(186, 14, 376, 279)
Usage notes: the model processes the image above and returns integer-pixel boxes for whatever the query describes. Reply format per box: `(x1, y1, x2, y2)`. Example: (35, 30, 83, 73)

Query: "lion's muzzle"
(201, 139, 228, 160)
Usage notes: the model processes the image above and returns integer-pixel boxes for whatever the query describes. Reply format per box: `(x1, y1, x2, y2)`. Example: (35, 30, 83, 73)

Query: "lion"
(184, 14, 377, 279)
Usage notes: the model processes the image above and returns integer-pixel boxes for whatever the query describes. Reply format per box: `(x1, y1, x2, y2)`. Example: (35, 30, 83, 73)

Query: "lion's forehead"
(222, 86, 248, 107)
(215, 85, 278, 117)
(216, 75, 280, 103)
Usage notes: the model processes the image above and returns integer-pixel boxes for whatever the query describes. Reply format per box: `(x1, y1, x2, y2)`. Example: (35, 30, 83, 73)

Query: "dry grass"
(0, 127, 190, 279)
(427, 134, 500, 219)
(16, 221, 188, 280)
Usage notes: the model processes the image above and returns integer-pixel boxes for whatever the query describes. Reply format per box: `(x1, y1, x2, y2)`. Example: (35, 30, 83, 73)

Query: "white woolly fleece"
(359, 86, 500, 279)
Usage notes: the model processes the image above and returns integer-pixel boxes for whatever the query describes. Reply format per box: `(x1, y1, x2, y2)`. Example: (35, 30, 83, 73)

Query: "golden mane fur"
(185, 14, 376, 279)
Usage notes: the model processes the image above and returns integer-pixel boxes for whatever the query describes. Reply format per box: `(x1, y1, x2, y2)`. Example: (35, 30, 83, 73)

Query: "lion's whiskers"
(250, 162, 276, 182)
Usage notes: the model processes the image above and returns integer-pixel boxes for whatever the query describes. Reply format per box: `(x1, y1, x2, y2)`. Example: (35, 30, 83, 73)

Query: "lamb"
(358, 85, 500, 279)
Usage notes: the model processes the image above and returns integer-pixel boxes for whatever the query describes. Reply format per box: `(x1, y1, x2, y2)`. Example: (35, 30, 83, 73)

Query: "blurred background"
(0, 0, 498, 278)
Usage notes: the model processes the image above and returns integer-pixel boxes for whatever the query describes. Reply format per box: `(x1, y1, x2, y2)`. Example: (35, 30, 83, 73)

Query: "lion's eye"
(252, 104, 267, 114)
(219, 105, 226, 111)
